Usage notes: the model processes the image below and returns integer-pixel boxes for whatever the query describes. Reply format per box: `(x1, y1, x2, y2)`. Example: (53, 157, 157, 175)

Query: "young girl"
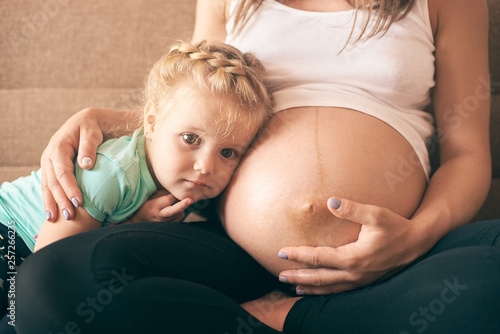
(0, 40, 272, 317)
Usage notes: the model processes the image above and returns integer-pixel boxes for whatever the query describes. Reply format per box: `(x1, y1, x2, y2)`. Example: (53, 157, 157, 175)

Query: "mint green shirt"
(0, 129, 157, 252)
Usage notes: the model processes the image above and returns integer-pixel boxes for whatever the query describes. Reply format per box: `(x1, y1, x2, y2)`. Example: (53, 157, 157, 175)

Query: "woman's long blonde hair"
(231, 0, 416, 47)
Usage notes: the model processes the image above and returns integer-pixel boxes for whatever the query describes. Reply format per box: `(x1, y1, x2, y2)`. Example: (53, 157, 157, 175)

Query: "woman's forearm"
(410, 150, 492, 252)
(413, 0, 492, 252)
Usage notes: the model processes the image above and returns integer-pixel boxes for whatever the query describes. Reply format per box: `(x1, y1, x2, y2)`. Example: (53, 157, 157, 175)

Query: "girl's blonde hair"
(143, 40, 273, 137)
(232, 0, 416, 49)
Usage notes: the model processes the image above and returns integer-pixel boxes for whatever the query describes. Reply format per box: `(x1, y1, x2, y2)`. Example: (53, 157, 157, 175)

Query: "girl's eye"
(220, 149, 236, 159)
(183, 134, 200, 146)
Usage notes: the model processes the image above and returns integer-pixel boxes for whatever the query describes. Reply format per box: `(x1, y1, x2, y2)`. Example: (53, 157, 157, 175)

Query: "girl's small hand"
(128, 190, 193, 224)
(278, 197, 425, 295)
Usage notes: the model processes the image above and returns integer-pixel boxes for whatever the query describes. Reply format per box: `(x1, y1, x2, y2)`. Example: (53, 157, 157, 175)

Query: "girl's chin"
(174, 190, 211, 204)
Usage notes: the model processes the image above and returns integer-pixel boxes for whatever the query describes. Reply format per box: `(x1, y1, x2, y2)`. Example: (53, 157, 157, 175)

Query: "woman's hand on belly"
(277, 196, 423, 295)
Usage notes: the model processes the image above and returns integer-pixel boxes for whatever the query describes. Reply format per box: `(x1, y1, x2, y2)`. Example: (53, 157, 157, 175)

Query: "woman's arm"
(415, 0, 491, 235)
(34, 206, 101, 252)
(41, 107, 141, 223)
(192, 0, 229, 42)
(277, 0, 491, 294)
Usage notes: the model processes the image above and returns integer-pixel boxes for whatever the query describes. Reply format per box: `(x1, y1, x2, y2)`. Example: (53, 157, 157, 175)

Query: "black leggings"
(15, 219, 500, 334)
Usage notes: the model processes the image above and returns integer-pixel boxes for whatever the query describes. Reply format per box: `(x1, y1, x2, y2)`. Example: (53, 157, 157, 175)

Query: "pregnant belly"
(219, 107, 426, 276)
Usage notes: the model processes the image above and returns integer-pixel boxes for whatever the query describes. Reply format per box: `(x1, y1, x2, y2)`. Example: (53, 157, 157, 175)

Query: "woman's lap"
(16, 221, 282, 334)
(284, 219, 500, 334)
(15, 219, 500, 333)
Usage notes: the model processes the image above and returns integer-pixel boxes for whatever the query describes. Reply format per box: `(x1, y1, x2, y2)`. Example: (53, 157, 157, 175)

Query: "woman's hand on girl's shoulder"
(41, 108, 102, 223)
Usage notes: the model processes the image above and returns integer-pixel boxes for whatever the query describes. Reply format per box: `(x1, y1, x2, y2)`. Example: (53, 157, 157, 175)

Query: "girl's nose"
(193, 154, 215, 175)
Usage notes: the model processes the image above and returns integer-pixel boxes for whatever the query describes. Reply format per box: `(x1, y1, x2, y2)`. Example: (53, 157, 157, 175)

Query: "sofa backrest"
(0, 0, 196, 181)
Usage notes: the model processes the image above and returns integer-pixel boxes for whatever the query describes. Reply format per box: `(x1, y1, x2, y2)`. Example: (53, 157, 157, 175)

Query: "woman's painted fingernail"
(279, 276, 289, 283)
(328, 198, 341, 210)
(71, 197, 80, 208)
(296, 289, 306, 295)
(45, 210, 52, 220)
(81, 157, 93, 168)
(278, 251, 288, 259)
(63, 209, 70, 220)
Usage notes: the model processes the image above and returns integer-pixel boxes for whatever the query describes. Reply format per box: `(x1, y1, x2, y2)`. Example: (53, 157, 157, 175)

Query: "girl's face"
(144, 89, 258, 203)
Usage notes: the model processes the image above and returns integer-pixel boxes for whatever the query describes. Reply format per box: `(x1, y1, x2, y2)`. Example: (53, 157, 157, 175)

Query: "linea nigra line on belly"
(314, 107, 325, 186)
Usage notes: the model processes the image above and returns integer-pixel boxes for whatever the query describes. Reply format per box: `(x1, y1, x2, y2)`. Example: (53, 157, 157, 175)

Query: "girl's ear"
(144, 100, 157, 136)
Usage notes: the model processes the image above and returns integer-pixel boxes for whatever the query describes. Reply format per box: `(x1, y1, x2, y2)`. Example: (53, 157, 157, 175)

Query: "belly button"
(288, 198, 321, 222)
(301, 201, 316, 216)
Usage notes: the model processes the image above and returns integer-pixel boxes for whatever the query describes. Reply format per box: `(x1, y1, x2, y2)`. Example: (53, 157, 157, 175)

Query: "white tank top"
(226, 0, 436, 179)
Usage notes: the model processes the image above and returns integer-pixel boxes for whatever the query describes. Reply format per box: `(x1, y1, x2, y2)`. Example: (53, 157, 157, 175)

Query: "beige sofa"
(1, 0, 499, 222)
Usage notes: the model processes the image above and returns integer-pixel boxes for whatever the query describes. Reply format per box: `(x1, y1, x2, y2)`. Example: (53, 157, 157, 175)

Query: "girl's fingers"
(159, 198, 193, 218)
(153, 193, 178, 208)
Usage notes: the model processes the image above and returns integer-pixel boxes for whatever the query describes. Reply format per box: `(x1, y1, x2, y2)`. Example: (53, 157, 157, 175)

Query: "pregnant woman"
(15, 0, 500, 333)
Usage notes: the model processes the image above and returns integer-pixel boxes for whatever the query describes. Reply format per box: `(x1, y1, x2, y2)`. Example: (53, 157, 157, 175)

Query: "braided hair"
(143, 40, 273, 137)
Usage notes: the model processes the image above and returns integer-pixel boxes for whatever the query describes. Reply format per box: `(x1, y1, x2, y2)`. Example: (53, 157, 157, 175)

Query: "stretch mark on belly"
(314, 107, 325, 185)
